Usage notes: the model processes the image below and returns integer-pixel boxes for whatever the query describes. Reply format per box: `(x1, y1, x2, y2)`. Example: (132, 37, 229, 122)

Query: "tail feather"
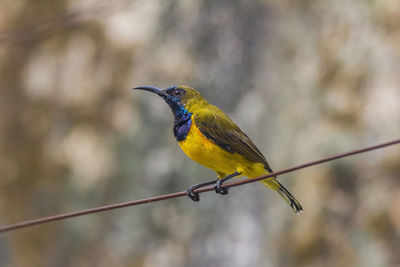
(260, 178, 303, 214)
(276, 181, 303, 214)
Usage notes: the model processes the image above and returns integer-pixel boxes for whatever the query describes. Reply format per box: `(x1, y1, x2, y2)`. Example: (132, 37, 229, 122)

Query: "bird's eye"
(174, 89, 184, 97)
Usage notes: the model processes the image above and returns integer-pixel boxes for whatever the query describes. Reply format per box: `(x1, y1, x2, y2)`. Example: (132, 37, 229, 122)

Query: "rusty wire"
(0, 138, 399, 233)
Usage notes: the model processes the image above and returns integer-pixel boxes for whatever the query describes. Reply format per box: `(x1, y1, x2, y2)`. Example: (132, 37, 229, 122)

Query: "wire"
(0, 138, 399, 233)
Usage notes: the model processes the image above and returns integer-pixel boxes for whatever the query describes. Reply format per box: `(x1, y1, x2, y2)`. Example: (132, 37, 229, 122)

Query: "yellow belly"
(179, 121, 268, 179)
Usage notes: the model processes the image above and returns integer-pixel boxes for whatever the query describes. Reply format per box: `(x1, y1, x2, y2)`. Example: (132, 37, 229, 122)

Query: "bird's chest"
(173, 108, 193, 142)
(179, 123, 214, 155)
(178, 122, 237, 173)
(173, 118, 192, 142)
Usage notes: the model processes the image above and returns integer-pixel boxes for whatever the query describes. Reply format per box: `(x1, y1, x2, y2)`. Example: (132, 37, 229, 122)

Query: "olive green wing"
(193, 108, 274, 173)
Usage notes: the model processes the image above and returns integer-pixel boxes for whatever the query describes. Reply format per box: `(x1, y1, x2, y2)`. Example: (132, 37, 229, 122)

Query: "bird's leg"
(214, 171, 242, 195)
(186, 179, 218, 201)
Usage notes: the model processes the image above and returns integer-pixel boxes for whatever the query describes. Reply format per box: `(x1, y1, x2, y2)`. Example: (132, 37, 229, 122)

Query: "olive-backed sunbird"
(133, 85, 303, 214)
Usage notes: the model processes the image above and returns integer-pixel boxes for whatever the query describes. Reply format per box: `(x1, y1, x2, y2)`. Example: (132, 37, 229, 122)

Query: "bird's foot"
(214, 180, 229, 195)
(214, 171, 242, 195)
(186, 179, 218, 201)
(185, 173, 241, 201)
(186, 186, 200, 201)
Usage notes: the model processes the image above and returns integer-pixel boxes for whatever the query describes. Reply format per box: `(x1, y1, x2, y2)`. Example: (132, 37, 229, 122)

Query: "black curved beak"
(132, 86, 167, 97)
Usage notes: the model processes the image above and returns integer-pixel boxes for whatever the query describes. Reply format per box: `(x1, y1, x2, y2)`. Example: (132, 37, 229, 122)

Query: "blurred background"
(0, 0, 400, 266)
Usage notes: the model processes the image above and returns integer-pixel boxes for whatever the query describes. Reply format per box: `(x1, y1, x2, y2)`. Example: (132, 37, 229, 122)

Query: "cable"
(0, 138, 399, 233)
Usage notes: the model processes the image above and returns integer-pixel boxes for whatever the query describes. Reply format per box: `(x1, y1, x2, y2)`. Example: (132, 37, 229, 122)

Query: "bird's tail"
(260, 179, 303, 214)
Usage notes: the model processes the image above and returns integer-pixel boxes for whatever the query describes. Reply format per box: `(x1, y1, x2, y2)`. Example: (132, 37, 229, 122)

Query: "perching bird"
(133, 85, 303, 214)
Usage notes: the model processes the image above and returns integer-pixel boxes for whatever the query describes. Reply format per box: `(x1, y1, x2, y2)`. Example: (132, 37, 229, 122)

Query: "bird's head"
(133, 85, 206, 118)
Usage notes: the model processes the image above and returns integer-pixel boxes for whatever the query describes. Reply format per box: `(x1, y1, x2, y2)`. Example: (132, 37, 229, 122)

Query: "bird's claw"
(214, 181, 229, 195)
(186, 188, 200, 201)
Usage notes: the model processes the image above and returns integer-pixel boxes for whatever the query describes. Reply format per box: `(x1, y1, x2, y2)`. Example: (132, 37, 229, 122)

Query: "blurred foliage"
(0, 0, 400, 266)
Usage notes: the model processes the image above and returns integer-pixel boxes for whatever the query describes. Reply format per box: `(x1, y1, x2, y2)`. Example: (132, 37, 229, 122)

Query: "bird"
(133, 85, 303, 214)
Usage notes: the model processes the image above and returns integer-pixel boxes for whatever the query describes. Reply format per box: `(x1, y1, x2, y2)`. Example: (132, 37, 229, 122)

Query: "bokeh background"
(1, 0, 400, 266)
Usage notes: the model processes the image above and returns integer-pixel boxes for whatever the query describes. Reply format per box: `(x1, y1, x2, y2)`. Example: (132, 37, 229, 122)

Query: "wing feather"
(193, 108, 274, 173)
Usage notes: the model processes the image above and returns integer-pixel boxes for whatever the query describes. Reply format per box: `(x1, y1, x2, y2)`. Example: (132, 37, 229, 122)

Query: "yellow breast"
(178, 120, 267, 178)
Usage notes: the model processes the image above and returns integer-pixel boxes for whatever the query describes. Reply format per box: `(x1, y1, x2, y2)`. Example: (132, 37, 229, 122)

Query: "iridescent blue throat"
(173, 106, 192, 142)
